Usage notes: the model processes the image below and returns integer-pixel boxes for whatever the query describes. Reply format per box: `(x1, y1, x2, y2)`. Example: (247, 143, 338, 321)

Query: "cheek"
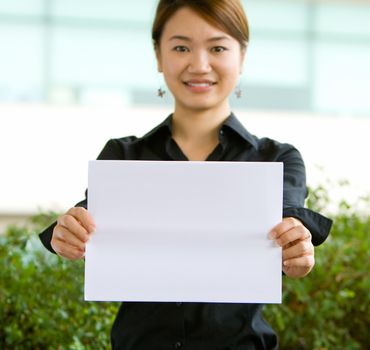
(218, 56, 242, 81)
(220, 66, 240, 84)
(162, 56, 183, 79)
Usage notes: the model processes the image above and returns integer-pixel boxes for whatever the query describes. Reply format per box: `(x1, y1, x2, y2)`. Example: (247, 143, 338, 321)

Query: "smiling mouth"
(184, 81, 216, 87)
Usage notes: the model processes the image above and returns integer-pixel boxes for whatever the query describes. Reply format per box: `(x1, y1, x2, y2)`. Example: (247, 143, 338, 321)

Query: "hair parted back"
(152, 0, 249, 50)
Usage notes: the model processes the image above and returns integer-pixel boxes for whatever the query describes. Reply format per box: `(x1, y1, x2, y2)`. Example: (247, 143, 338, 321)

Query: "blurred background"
(1, 1, 369, 349)
(1, 0, 370, 230)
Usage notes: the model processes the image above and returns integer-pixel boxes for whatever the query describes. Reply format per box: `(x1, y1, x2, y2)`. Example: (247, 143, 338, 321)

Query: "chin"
(176, 96, 224, 111)
(180, 101, 219, 113)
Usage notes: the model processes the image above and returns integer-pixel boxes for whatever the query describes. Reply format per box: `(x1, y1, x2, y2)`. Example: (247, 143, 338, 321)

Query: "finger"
(53, 226, 87, 251)
(67, 207, 96, 233)
(282, 240, 314, 261)
(51, 238, 85, 260)
(58, 214, 90, 243)
(283, 254, 315, 268)
(269, 217, 300, 239)
(276, 225, 311, 247)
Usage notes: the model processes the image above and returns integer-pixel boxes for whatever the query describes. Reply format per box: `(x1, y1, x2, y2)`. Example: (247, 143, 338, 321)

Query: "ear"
(239, 47, 247, 74)
(155, 47, 163, 73)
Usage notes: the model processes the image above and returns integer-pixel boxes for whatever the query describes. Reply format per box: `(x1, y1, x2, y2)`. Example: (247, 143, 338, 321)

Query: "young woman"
(40, 1, 332, 349)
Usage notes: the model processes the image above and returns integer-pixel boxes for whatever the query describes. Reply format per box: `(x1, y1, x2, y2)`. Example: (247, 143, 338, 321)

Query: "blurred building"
(1, 0, 370, 113)
(1, 0, 370, 230)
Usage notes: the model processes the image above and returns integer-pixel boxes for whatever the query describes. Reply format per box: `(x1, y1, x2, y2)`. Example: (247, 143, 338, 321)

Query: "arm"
(269, 145, 332, 278)
(39, 138, 125, 257)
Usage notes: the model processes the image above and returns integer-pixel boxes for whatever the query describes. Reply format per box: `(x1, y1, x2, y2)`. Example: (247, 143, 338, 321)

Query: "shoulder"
(97, 136, 144, 160)
(225, 114, 303, 162)
(97, 116, 172, 160)
(255, 136, 304, 164)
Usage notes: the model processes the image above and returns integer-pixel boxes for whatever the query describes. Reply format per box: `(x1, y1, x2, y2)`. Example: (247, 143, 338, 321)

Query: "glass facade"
(0, 0, 369, 115)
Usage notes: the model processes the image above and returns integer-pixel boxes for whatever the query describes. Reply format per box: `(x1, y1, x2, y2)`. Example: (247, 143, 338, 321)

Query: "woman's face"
(156, 7, 245, 115)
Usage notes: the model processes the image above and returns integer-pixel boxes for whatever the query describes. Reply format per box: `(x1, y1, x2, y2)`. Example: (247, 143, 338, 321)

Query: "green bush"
(0, 187, 369, 349)
(0, 212, 118, 349)
(263, 185, 370, 350)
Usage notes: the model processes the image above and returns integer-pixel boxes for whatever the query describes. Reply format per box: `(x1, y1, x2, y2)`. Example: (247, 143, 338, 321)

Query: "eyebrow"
(168, 35, 231, 42)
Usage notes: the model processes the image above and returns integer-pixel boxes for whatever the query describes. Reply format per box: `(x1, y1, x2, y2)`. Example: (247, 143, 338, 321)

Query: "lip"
(183, 79, 216, 93)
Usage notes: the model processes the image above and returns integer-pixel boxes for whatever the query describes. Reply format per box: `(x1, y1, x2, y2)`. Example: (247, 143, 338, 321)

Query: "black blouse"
(39, 112, 332, 350)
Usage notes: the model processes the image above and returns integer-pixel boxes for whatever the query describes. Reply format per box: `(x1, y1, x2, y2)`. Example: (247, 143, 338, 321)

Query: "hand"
(51, 207, 95, 260)
(269, 217, 314, 278)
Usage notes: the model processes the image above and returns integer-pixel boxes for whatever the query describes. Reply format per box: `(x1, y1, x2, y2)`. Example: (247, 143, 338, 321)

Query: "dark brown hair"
(152, 0, 249, 50)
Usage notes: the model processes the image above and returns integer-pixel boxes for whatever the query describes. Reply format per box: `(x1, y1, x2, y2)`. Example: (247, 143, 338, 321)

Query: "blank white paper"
(85, 161, 283, 303)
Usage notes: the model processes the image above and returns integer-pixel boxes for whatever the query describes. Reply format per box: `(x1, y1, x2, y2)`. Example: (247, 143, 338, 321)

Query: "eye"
(173, 46, 189, 52)
(211, 46, 227, 53)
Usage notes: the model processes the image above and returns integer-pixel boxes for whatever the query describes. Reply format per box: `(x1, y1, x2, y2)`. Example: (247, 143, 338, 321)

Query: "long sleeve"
(278, 145, 332, 245)
(38, 139, 125, 253)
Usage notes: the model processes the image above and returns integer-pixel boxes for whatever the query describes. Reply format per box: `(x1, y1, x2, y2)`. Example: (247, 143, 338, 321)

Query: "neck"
(171, 104, 231, 161)
(172, 105, 231, 144)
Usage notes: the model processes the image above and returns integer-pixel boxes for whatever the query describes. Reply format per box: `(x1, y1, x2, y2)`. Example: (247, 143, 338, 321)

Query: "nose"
(187, 50, 211, 74)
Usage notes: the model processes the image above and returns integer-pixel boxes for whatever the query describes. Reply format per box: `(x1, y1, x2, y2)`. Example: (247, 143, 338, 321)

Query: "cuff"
(39, 222, 58, 254)
(38, 198, 88, 254)
(283, 207, 333, 246)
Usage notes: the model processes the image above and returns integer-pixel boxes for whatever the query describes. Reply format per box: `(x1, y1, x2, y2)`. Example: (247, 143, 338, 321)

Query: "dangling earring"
(235, 83, 242, 99)
(157, 72, 166, 98)
(157, 87, 166, 98)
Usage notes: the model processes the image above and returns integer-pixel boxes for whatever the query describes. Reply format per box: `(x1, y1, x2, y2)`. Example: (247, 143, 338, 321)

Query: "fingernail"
(89, 225, 96, 233)
(268, 231, 276, 240)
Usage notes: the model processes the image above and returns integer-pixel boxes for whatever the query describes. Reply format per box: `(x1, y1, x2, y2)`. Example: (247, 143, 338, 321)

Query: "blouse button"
(174, 341, 182, 348)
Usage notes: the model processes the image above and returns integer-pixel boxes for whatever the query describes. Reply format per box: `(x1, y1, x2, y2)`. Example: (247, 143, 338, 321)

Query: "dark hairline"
(152, 3, 249, 50)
